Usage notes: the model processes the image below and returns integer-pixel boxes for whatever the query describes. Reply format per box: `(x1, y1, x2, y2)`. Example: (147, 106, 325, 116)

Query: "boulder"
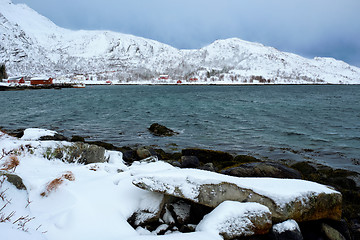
(128, 192, 165, 228)
(181, 148, 233, 167)
(70, 135, 86, 142)
(66, 143, 107, 164)
(181, 156, 200, 168)
(0, 172, 26, 190)
(44, 142, 107, 164)
(221, 162, 302, 179)
(271, 219, 303, 240)
(196, 201, 272, 239)
(133, 168, 342, 223)
(136, 146, 157, 160)
(199, 163, 216, 172)
(136, 147, 152, 160)
(321, 223, 347, 240)
(39, 133, 68, 141)
(149, 123, 178, 137)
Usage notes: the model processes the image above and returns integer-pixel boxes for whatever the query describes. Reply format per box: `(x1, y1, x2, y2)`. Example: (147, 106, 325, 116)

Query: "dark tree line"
(0, 64, 8, 80)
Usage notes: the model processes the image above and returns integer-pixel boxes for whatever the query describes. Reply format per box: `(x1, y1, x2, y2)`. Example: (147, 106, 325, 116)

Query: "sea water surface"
(1, 85, 359, 172)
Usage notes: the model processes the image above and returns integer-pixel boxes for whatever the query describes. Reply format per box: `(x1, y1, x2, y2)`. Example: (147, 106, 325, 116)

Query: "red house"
(30, 77, 53, 85)
(7, 77, 25, 84)
(158, 75, 169, 80)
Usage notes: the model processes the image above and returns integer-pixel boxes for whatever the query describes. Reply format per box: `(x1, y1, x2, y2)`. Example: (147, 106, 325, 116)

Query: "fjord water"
(1, 85, 359, 172)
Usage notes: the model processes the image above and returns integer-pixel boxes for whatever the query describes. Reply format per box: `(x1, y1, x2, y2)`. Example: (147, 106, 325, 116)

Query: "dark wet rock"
(222, 162, 302, 179)
(299, 220, 352, 240)
(136, 146, 157, 160)
(199, 163, 216, 172)
(180, 156, 200, 168)
(121, 150, 138, 164)
(181, 148, 234, 168)
(149, 123, 178, 137)
(154, 149, 181, 161)
(136, 147, 152, 160)
(39, 133, 68, 141)
(0, 172, 26, 190)
(321, 220, 352, 240)
(0, 128, 25, 138)
(70, 135, 85, 142)
(87, 141, 120, 151)
(321, 223, 347, 240)
(350, 219, 360, 240)
(234, 154, 262, 164)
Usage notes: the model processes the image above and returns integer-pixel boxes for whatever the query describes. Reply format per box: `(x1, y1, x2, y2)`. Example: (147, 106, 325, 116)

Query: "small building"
(74, 75, 86, 81)
(188, 77, 198, 82)
(158, 75, 169, 80)
(7, 77, 25, 84)
(177, 80, 182, 84)
(30, 77, 53, 85)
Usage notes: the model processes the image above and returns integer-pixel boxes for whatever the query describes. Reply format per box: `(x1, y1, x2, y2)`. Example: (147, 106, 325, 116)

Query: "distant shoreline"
(1, 82, 358, 91)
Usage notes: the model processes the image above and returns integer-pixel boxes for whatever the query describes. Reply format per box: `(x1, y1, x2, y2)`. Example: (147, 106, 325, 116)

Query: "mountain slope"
(1, 0, 360, 84)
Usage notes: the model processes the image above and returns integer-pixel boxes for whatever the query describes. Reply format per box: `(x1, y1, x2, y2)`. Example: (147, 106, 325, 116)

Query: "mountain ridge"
(1, 0, 360, 84)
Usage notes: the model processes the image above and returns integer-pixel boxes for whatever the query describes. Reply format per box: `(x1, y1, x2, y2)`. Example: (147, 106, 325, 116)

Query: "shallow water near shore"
(1, 85, 359, 172)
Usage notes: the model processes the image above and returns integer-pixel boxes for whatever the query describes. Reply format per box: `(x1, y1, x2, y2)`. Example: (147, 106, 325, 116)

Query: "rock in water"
(149, 123, 178, 137)
(132, 168, 342, 223)
(196, 201, 272, 239)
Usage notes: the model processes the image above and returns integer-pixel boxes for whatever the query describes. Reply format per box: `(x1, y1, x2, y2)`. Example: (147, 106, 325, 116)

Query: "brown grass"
(0, 155, 20, 172)
(40, 171, 75, 197)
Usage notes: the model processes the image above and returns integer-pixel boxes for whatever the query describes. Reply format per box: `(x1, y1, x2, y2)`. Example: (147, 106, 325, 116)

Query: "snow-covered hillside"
(1, 0, 360, 84)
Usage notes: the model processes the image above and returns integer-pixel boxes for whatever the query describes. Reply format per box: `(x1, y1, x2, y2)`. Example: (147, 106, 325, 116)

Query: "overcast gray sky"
(12, 0, 360, 66)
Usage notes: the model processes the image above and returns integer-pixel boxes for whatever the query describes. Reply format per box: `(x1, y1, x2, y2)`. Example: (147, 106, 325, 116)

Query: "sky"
(12, 0, 360, 67)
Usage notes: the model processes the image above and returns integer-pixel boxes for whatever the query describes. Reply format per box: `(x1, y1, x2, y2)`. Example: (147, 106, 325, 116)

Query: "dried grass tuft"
(0, 155, 20, 172)
(40, 171, 75, 197)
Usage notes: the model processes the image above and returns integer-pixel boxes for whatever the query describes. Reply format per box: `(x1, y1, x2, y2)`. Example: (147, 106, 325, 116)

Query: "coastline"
(1, 81, 359, 91)
(1, 127, 359, 239)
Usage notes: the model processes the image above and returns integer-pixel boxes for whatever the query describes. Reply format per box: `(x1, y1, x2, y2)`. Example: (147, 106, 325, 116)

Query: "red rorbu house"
(158, 75, 169, 80)
(30, 77, 53, 85)
(7, 77, 25, 84)
(188, 78, 198, 82)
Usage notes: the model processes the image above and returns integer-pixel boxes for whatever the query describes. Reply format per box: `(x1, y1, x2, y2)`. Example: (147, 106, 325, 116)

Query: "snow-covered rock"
(271, 219, 303, 240)
(1, 0, 360, 84)
(132, 168, 342, 222)
(21, 128, 57, 141)
(196, 201, 272, 239)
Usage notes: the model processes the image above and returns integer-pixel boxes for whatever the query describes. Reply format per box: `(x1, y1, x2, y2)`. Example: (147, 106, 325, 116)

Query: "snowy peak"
(1, 0, 360, 84)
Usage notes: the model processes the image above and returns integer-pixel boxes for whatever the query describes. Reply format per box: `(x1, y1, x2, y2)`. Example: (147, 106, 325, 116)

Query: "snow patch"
(21, 128, 57, 140)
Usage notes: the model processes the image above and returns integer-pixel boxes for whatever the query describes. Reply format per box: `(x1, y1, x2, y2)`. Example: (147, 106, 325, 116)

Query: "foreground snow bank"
(0, 129, 221, 240)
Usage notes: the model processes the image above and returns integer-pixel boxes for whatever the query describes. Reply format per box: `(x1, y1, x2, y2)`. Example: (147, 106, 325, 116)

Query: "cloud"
(11, 0, 360, 66)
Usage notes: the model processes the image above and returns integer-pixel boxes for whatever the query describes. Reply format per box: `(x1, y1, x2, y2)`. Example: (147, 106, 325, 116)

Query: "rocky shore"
(1, 127, 359, 240)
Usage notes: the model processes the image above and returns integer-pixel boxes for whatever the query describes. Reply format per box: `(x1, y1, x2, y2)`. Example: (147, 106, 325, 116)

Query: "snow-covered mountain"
(1, 0, 360, 84)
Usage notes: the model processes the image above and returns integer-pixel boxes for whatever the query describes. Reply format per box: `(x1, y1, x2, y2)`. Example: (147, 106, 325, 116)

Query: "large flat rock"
(132, 168, 342, 222)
